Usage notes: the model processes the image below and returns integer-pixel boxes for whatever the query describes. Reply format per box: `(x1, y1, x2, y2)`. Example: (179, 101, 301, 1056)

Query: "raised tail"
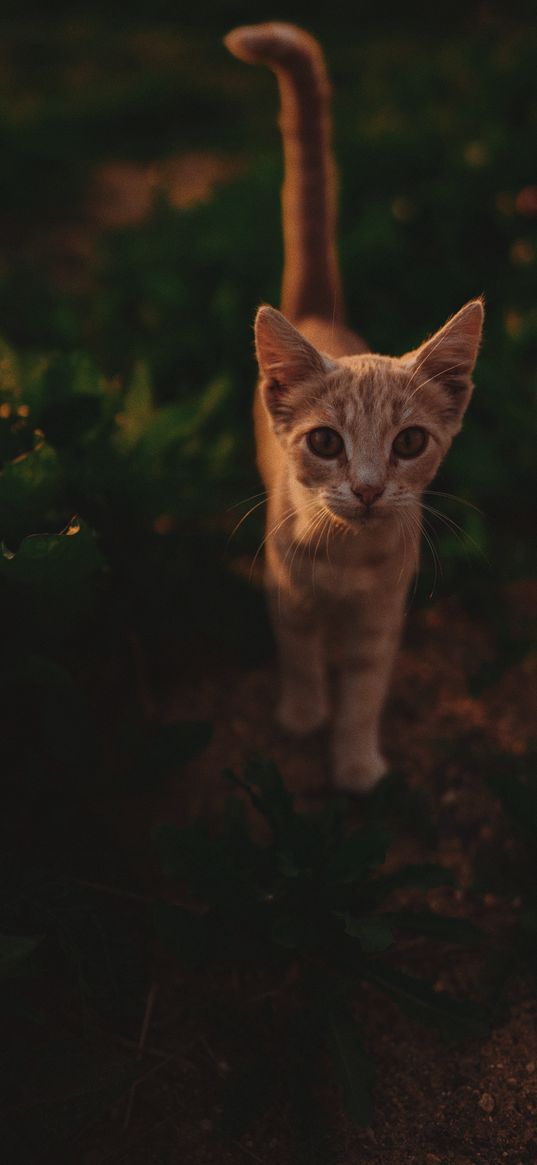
(224, 22, 345, 326)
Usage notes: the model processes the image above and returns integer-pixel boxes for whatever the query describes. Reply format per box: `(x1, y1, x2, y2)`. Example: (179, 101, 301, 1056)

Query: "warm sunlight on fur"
(226, 22, 483, 793)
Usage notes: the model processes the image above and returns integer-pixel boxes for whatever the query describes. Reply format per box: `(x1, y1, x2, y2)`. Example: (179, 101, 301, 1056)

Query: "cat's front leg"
(267, 586, 329, 736)
(332, 598, 404, 794)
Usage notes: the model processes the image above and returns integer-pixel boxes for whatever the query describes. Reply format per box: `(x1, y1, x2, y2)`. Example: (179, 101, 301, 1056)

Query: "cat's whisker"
(394, 505, 417, 595)
(421, 502, 475, 542)
(405, 311, 468, 390)
(228, 497, 268, 544)
(285, 512, 312, 588)
(250, 502, 307, 582)
(402, 505, 441, 596)
(408, 518, 422, 600)
(420, 517, 442, 597)
(423, 489, 483, 515)
(406, 359, 467, 403)
(401, 507, 421, 600)
(421, 502, 467, 536)
(281, 500, 322, 587)
(396, 510, 408, 585)
(311, 508, 333, 592)
(308, 511, 324, 592)
(298, 504, 327, 562)
(227, 489, 268, 511)
(270, 503, 316, 612)
(276, 509, 319, 615)
(325, 508, 336, 572)
(420, 502, 489, 563)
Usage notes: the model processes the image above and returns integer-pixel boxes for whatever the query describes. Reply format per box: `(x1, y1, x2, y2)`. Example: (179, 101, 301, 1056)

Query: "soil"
(78, 582, 537, 1165)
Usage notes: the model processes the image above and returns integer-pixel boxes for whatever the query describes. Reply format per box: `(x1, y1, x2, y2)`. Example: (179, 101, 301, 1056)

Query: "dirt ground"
(76, 582, 537, 1165)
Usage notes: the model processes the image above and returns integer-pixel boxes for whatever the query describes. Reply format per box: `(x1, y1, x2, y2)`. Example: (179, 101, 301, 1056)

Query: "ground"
(74, 582, 536, 1165)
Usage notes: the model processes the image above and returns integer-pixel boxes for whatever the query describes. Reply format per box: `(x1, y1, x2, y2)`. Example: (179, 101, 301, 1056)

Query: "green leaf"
(127, 720, 212, 789)
(3, 1038, 140, 1152)
(41, 394, 104, 448)
(322, 998, 374, 1126)
(363, 964, 488, 1037)
(154, 820, 263, 909)
(152, 901, 211, 966)
(390, 911, 483, 946)
(0, 652, 74, 692)
(364, 771, 436, 846)
(0, 518, 103, 633)
(0, 933, 42, 980)
(226, 758, 316, 871)
(223, 794, 251, 847)
(271, 909, 320, 951)
(117, 360, 154, 447)
(0, 441, 62, 543)
(325, 824, 388, 886)
(372, 863, 455, 901)
(0, 337, 21, 398)
(233, 756, 296, 834)
(487, 768, 537, 839)
(470, 636, 535, 696)
(0, 652, 99, 781)
(341, 914, 394, 953)
(220, 1057, 276, 1136)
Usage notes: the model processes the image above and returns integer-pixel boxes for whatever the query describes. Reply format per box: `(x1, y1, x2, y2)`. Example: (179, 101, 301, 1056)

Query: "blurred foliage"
(0, 863, 147, 1161)
(0, 8, 534, 610)
(0, 325, 260, 830)
(0, 722, 211, 1160)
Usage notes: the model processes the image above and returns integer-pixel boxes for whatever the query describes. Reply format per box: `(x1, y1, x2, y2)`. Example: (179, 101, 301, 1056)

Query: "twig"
(123, 982, 160, 1130)
(110, 1032, 197, 1071)
(76, 878, 152, 905)
(232, 1140, 266, 1163)
(127, 627, 157, 721)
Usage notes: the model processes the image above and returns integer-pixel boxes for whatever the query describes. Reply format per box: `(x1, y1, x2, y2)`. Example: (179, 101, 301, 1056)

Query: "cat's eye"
(392, 426, 428, 459)
(307, 427, 344, 459)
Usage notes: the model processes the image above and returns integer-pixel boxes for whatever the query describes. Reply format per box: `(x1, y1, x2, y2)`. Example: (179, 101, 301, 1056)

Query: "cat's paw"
(276, 694, 329, 737)
(332, 750, 388, 796)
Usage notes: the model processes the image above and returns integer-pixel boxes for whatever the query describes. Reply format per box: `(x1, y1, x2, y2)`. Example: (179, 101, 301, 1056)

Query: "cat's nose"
(352, 483, 385, 507)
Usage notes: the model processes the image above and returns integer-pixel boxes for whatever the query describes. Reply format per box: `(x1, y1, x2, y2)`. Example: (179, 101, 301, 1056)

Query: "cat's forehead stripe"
(325, 360, 410, 431)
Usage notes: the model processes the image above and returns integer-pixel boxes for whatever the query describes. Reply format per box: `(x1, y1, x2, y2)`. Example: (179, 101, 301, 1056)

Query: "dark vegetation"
(155, 758, 488, 1130)
(0, 3, 536, 1161)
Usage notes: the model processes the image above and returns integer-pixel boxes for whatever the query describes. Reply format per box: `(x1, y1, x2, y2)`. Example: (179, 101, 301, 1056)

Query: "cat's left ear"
(255, 305, 336, 427)
(404, 299, 484, 430)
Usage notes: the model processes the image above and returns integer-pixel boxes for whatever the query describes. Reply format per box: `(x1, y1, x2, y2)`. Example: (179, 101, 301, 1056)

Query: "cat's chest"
(288, 552, 394, 598)
(270, 522, 413, 599)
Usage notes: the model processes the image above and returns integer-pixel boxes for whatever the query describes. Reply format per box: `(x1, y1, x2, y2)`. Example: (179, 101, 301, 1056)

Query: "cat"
(224, 22, 483, 793)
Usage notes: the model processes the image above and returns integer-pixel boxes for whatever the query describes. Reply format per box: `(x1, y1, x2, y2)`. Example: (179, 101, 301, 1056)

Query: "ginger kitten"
(225, 22, 483, 793)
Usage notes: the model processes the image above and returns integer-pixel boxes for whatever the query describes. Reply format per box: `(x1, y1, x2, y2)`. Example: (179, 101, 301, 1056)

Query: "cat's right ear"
(255, 306, 334, 425)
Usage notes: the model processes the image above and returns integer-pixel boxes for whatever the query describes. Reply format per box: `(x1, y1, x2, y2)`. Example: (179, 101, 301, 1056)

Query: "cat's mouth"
(325, 503, 390, 529)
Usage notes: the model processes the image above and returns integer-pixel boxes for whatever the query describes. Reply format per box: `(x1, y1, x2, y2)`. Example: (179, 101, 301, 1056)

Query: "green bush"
(155, 759, 486, 1126)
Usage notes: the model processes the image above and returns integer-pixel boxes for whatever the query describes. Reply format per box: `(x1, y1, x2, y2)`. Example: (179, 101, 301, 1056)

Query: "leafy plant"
(155, 758, 486, 1128)
(0, 932, 42, 981)
(0, 866, 150, 1162)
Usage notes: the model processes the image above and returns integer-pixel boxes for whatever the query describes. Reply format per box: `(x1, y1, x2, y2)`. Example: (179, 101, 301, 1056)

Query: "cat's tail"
(224, 22, 344, 326)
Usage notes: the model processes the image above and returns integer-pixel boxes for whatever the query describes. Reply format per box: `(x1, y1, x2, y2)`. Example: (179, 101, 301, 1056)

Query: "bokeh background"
(1, 3, 536, 1161)
(1, 0, 536, 642)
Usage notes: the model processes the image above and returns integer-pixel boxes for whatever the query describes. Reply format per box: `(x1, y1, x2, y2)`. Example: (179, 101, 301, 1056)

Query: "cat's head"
(255, 301, 483, 526)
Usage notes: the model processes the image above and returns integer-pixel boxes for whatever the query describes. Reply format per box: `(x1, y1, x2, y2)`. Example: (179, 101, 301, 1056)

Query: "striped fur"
(226, 24, 483, 792)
